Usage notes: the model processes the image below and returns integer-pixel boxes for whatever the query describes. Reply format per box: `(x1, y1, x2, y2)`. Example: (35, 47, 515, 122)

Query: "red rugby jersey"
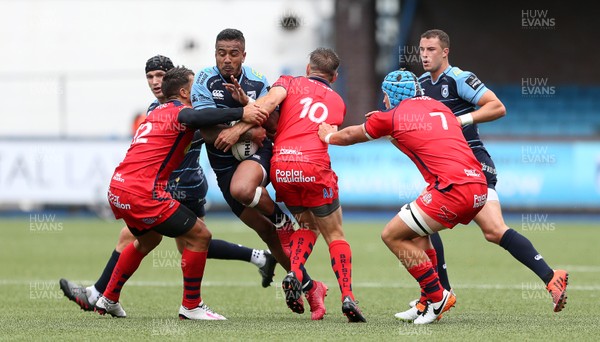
(272, 76, 345, 167)
(110, 100, 194, 198)
(364, 96, 486, 190)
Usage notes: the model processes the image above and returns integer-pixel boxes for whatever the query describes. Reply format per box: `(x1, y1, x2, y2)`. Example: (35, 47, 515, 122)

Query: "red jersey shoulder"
(273, 75, 295, 89)
(365, 109, 393, 139)
(146, 101, 188, 132)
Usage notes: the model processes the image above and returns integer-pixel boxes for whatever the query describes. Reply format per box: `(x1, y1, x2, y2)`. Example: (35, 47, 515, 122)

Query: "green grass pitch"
(0, 215, 598, 341)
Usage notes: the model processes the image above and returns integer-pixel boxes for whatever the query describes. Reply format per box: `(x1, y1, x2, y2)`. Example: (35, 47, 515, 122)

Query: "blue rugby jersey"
(191, 65, 269, 173)
(419, 65, 488, 150)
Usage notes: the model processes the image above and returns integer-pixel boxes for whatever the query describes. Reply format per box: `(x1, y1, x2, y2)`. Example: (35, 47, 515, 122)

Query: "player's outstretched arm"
(178, 105, 266, 129)
(318, 123, 369, 146)
(178, 107, 243, 128)
(254, 86, 287, 115)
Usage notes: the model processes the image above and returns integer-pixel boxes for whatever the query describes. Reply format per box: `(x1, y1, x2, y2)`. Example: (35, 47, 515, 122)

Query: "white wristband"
(324, 133, 333, 144)
(459, 113, 474, 126)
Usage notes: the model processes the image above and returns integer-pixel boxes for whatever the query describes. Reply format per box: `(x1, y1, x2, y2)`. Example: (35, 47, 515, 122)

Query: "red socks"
(417, 249, 438, 302)
(181, 249, 207, 309)
(329, 239, 354, 301)
(289, 229, 317, 283)
(103, 243, 145, 302)
(407, 261, 444, 303)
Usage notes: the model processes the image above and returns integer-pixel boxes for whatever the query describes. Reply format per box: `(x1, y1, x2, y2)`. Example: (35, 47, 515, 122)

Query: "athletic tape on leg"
(487, 188, 499, 202)
(398, 202, 434, 236)
(248, 187, 262, 208)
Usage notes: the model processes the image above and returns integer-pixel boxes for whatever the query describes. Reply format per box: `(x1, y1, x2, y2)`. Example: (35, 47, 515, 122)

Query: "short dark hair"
(216, 28, 245, 50)
(161, 66, 194, 99)
(421, 29, 450, 49)
(309, 48, 340, 79)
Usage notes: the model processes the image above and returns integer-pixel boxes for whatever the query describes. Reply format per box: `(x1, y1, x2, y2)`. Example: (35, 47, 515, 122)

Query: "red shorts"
(414, 182, 488, 228)
(270, 161, 338, 208)
(108, 186, 180, 231)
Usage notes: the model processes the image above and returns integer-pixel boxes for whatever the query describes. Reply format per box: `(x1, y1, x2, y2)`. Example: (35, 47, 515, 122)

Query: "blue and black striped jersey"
(191, 65, 269, 173)
(419, 65, 488, 150)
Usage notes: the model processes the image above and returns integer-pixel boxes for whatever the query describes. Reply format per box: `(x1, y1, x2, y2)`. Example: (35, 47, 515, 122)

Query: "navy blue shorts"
(216, 141, 273, 217)
(168, 172, 208, 218)
(472, 147, 497, 190)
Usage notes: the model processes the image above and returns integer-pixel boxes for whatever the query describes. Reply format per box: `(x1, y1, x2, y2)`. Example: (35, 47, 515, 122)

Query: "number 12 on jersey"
(132, 122, 152, 144)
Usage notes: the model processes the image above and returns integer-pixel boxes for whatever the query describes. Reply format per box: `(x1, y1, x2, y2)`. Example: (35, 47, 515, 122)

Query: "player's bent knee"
(482, 226, 506, 244)
(230, 182, 254, 205)
(380, 225, 396, 245)
(188, 220, 211, 239)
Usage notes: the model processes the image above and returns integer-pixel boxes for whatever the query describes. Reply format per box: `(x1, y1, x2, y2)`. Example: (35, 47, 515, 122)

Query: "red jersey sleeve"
(272, 75, 294, 90)
(364, 110, 393, 140)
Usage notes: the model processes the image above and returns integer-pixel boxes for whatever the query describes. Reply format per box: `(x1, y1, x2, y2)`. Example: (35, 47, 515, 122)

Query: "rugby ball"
(231, 140, 258, 161)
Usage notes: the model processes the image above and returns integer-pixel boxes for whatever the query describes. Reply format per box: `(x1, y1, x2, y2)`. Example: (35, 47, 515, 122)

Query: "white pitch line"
(4, 279, 600, 291)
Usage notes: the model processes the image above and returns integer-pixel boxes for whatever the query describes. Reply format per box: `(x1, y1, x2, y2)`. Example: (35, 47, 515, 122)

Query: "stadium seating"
(479, 86, 600, 138)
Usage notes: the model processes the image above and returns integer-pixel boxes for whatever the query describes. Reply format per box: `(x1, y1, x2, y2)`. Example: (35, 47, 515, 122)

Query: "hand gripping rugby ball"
(231, 139, 258, 161)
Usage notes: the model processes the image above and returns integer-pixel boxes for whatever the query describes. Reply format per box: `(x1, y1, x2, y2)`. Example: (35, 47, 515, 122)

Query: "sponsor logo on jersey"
(276, 147, 309, 162)
(112, 173, 125, 183)
(212, 89, 225, 100)
(142, 217, 158, 225)
(441, 84, 449, 98)
(108, 190, 131, 210)
(473, 193, 487, 208)
(247, 90, 257, 99)
(438, 206, 458, 222)
(198, 93, 213, 103)
(323, 187, 334, 199)
(481, 162, 497, 175)
(275, 169, 316, 183)
(420, 191, 432, 205)
(209, 78, 221, 88)
(197, 72, 209, 85)
(251, 68, 264, 79)
(464, 168, 481, 177)
(466, 74, 482, 91)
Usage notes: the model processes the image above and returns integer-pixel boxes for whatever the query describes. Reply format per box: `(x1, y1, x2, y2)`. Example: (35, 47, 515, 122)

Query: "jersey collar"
(308, 75, 331, 87)
(215, 66, 245, 84)
(430, 65, 453, 85)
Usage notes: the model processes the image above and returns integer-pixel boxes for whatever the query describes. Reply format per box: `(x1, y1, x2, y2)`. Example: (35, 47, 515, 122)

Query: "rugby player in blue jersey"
(191, 29, 328, 319)
(398, 29, 567, 317)
(59, 55, 277, 313)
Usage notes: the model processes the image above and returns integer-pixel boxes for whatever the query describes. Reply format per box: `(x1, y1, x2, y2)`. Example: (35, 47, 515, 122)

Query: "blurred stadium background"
(0, 0, 598, 216)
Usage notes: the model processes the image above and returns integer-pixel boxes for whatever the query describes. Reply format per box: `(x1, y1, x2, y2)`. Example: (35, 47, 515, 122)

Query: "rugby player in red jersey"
(318, 69, 488, 324)
(94, 66, 267, 320)
(248, 48, 365, 322)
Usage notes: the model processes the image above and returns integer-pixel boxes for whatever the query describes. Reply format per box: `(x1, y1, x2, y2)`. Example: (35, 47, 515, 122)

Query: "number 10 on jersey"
(299, 97, 329, 123)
